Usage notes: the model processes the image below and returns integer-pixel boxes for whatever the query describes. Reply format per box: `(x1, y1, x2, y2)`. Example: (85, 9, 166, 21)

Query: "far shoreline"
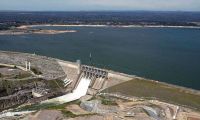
(19, 24, 200, 29)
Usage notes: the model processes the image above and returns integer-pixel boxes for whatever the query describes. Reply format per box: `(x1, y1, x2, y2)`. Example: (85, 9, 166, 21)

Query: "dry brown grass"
(104, 78, 200, 110)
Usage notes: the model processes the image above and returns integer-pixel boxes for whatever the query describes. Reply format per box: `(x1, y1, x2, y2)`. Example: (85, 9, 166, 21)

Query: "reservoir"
(0, 26, 200, 90)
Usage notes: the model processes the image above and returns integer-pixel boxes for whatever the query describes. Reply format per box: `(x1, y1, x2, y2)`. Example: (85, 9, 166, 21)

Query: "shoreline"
(0, 29, 77, 35)
(1, 24, 197, 35)
(20, 24, 200, 29)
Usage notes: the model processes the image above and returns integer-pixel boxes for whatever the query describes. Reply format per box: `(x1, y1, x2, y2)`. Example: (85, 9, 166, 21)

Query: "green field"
(103, 78, 200, 110)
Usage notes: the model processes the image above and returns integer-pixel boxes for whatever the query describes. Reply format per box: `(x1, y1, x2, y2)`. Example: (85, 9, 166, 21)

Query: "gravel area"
(0, 51, 65, 80)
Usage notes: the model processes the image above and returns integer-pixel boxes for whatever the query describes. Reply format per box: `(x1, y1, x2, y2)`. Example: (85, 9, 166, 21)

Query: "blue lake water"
(0, 26, 200, 90)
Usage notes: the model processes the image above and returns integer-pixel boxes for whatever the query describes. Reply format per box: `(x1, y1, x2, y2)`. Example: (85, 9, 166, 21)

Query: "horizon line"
(0, 10, 200, 12)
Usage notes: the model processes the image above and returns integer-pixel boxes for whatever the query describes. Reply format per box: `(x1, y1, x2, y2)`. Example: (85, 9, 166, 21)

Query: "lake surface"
(0, 26, 200, 90)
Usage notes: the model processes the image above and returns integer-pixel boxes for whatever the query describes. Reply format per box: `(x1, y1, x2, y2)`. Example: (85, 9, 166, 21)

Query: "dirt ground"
(65, 104, 90, 115)
(21, 110, 63, 120)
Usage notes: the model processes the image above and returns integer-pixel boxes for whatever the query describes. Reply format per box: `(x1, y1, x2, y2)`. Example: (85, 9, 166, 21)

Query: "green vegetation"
(0, 72, 31, 79)
(0, 25, 11, 30)
(99, 95, 118, 106)
(31, 68, 42, 75)
(61, 109, 95, 118)
(0, 65, 6, 68)
(14, 72, 32, 79)
(17, 103, 66, 111)
(101, 99, 118, 106)
(0, 66, 32, 79)
(46, 79, 65, 91)
(103, 78, 200, 110)
(61, 110, 76, 118)
(0, 78, 39, 88)
(0, 78, 42, 96)
(17, 100, 81, 111)
(15, 100, 95, 118)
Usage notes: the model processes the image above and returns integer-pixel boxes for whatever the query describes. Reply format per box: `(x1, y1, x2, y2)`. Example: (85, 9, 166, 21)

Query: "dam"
(43, 63, 108, 104)
(1, 51, 200, 120)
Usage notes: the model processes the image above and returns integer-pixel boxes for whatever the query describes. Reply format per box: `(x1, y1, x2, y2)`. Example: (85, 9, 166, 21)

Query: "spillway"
(43, 77, 91, 104)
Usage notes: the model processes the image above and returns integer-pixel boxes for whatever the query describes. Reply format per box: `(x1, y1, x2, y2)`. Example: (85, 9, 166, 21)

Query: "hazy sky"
(0, 0, 200, 11)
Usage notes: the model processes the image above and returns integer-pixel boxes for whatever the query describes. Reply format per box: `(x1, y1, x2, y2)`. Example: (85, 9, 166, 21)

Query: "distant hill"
(0, 11, 200, 28)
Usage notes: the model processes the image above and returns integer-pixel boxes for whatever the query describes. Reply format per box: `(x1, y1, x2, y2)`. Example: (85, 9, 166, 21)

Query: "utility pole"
(28, 62, 31, 70)
(25, 61, 28, 71)
(89, 52, 92, 66)
(77, 60, 81, 74)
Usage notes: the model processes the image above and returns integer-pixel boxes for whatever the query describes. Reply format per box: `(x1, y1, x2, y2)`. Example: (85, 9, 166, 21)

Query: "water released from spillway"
(44, 77, 91, 104)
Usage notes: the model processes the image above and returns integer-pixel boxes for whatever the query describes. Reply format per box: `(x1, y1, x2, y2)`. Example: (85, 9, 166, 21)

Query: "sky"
(0, 0, 200, 11)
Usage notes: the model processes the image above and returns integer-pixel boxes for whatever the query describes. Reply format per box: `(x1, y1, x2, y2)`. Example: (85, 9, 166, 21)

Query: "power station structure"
(62, 60, 108, 96)
(81, 65, 108, 94)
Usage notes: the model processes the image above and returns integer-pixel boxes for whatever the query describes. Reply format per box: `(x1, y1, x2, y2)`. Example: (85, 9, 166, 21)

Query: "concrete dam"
(43, 64, 108, 104)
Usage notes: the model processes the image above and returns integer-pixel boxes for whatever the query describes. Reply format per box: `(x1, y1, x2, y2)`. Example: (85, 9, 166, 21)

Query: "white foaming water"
(43, 77, 91, 104)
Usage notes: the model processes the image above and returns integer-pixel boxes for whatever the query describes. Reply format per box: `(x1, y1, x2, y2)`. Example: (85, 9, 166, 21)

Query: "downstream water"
(0, 26, 200, 90)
